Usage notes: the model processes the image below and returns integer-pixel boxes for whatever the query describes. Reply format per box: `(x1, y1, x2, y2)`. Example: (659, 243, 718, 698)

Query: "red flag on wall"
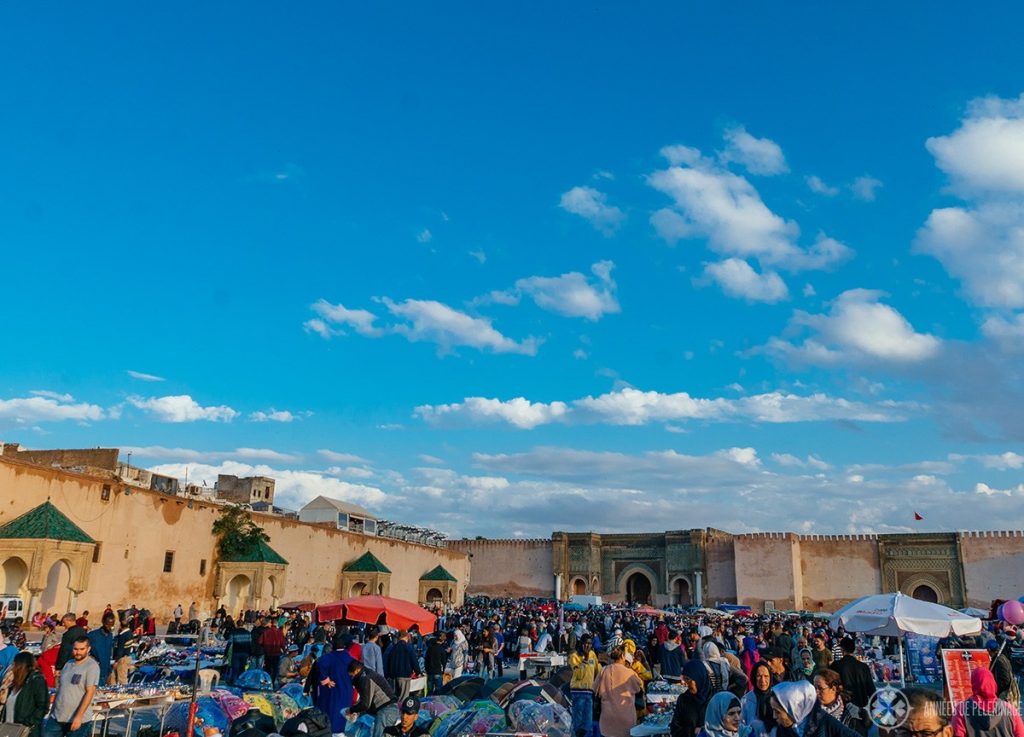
(914, 512, 924, 521)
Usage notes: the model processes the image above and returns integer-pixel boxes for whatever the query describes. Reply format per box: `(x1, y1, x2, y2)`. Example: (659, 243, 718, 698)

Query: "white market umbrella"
(831, 592, 982, 638)
(831, 592, 981, 687)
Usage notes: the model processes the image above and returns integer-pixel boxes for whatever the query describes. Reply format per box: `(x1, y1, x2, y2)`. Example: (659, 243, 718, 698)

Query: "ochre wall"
(0, 458, 469, 619)
(960, 532, 1024, 608)
(732, 534, 802, 611)
(449, 539, 553, 597)
(705, 537, 737, 605)
(798, 536, 882, 612)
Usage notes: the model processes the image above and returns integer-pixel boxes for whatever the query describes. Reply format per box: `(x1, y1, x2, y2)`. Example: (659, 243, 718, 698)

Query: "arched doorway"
(672, 577, 691, 606)
(377, 583, 384, 595)
(425, 588, 443, 604)
(625, 572, 652, 604)
(1, 557, 29, 600)
(351, 582, 367, 597)
(572, 578, 587, 596)
(226, 574, 252, 612)
(267, 575, 279, 609)
(40, 560, 72, 613)
(912, 584, 939, 603)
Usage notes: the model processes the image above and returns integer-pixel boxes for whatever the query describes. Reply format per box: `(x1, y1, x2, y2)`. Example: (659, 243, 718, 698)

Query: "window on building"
(101, 484, 111, 501)
(92, 543, 102, 563)
(364, 520, 377, 536)
(349, 516, 365, 534)
(337, 512, 349, 529)
(199, 559, 207, 576)
(163, 551, 175, 573)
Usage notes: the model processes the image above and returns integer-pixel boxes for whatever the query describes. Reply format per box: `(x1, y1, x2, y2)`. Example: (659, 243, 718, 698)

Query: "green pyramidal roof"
(220, 539, 287, 565)
(344, 551, 391, 573)
(0, 501, 95, 544)
(420, 565, 457, 582)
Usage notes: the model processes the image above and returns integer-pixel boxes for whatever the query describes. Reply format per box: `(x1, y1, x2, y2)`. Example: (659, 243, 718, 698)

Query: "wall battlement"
(960, 530, 1024, 538)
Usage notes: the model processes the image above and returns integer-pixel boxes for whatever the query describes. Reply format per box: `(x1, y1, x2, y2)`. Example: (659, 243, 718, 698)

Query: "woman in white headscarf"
(700, 692, 752, 737)
(446, 628, 468, 680)
(768, 681, 859, 737)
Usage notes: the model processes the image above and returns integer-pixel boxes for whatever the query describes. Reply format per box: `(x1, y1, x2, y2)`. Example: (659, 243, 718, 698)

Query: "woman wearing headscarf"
(741, 662, 776, 737)
(700, 692, 752, 737)
(740, 638, 761, 685)
(671, 660, 714, 737)
(593, 646, 643, 737)
(768, 680, 859, 737)
(950, 667, 1024, 737)
(792, 649, 816, 682)
(446, 628, 469, 680)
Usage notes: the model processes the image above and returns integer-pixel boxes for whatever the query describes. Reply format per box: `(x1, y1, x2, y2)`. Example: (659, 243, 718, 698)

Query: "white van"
(0, 596, 24, 623)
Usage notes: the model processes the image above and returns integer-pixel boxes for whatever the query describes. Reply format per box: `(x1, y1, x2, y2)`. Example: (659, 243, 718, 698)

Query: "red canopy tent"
(316, 595, 437, 633)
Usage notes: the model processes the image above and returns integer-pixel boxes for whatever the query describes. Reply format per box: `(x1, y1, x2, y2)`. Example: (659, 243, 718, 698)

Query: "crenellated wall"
(960, 531, 1024, 607)
(798, 535, 881, 611)
(0, 457, 470, 619)
(449, 539, 553, 597)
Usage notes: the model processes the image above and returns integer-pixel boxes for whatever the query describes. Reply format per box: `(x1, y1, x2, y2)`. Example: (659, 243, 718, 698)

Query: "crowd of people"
(1, 598, 1023, 737)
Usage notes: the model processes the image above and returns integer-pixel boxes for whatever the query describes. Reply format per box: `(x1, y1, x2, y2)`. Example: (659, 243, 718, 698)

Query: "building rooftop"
(420, 564, 458, 582)
(344, 551, 391, 573)
(0, 501, 95, 544)
(220, 539, 288, 565)
(301, 495, 378, 521)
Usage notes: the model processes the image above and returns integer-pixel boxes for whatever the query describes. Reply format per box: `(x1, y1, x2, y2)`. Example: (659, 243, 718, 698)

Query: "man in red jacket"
(259, 621, 286, 686)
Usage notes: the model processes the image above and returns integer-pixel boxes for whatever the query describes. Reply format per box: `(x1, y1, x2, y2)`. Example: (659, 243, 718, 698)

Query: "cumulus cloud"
(764, 289, 941, 365)
(0, 395, 107, 424)
(559, 186, 625, 234)
(318, 449, 369, 464)
(647, 145, 852, 285)
(806, 176, 839, 196)
(415, 387, 915, 429)
(851, 176, 883, 202)
(249, 409, 307, 423)
(306, 296, 538, 356)
(127, 395, 238, 422)
(482, 261, 620, 321)
(720, 126, 788, 175)
(702, 259, 789, 303)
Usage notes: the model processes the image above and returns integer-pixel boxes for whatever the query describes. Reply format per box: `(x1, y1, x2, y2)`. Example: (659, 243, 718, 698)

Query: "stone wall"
(1, 445, 119, 473)
(798, 535, 882, 611)
(960, 531, 1024, 608)
(732, 533, 802, 611)
(0, 457, 469, 620)
(449, 539, 553, 597)
(705, 535, 737, 605)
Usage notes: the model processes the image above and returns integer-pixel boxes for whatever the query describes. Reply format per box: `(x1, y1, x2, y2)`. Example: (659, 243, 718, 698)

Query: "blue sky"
(3, 3, 1024, 537)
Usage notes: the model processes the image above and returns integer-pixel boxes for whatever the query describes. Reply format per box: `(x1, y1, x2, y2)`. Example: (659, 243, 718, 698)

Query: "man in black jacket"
(987, 640, 1016, 701)
(384, 631, 418, 700)
(56, 613, 88, 671)
(384, 697, 429, 737)
(425, 633, 448, 695)
(832, 637, 875, 709)
(348, 660, 399, 737)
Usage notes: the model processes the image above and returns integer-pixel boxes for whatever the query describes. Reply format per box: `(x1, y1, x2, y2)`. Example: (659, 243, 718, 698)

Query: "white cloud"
(765, 289, 941, 364)
(124, 446, 301, 463)
(851, 176, 883, 202)
(416, 387, 915, 429)
(307, 295, 538, 356)
(416, 228, 433, 243)
(318, 449, 369, 464)
(418, 454, 445, 465)
(468, 249, 486, 264)
(720, 126, 788, 175)
(771, 453, 831, 470)
(803, 283, 816, 297)
(307, 299, 382, 337)
(926, 95, 1024, 194)
(127, 370, 166, 382)
(975, 482, 1024, 496)
(647, 147, 851, 275)
(982, 314, 1024, 349)
(806, 176, 839, 196)
(486, 261, 620, 321)
(30, 390, 74, 402)
(416, 396, 571, 430)
(128, 395, 238, 423)
(559, 186, 625, 234)
(249, 409, 306, 423)
(0, 395, 106, 424)
(702, 259, 789, 303)
(382, 298, 539, 355)
(952, 451, 1024, 470)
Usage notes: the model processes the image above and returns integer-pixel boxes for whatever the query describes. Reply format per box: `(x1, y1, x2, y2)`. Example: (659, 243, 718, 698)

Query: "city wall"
(960, 531, 1024, 608)
(448, 539, 553, 597)
(0, 458, 469, 619)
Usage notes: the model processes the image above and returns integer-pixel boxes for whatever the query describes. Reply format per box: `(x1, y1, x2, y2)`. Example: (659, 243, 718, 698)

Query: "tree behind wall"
(212, 504, 270, 558)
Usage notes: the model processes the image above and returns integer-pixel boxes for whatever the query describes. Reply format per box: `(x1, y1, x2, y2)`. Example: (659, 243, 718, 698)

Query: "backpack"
(281, 708, 332, 737)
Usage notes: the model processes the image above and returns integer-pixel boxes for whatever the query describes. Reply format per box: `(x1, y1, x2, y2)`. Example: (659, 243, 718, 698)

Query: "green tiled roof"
(420, 565, 457, 582)
(0, 502, 94, 544)
(344, 551, 390, 573)
(220, 539, 287, 565)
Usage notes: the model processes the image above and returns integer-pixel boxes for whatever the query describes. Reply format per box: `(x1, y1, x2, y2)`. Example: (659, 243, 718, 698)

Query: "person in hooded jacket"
(661, 630, 687, 684)
(950, 667, 1024, 737)
(671, 660, 714, 737)
(768, 680, 859, 737)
